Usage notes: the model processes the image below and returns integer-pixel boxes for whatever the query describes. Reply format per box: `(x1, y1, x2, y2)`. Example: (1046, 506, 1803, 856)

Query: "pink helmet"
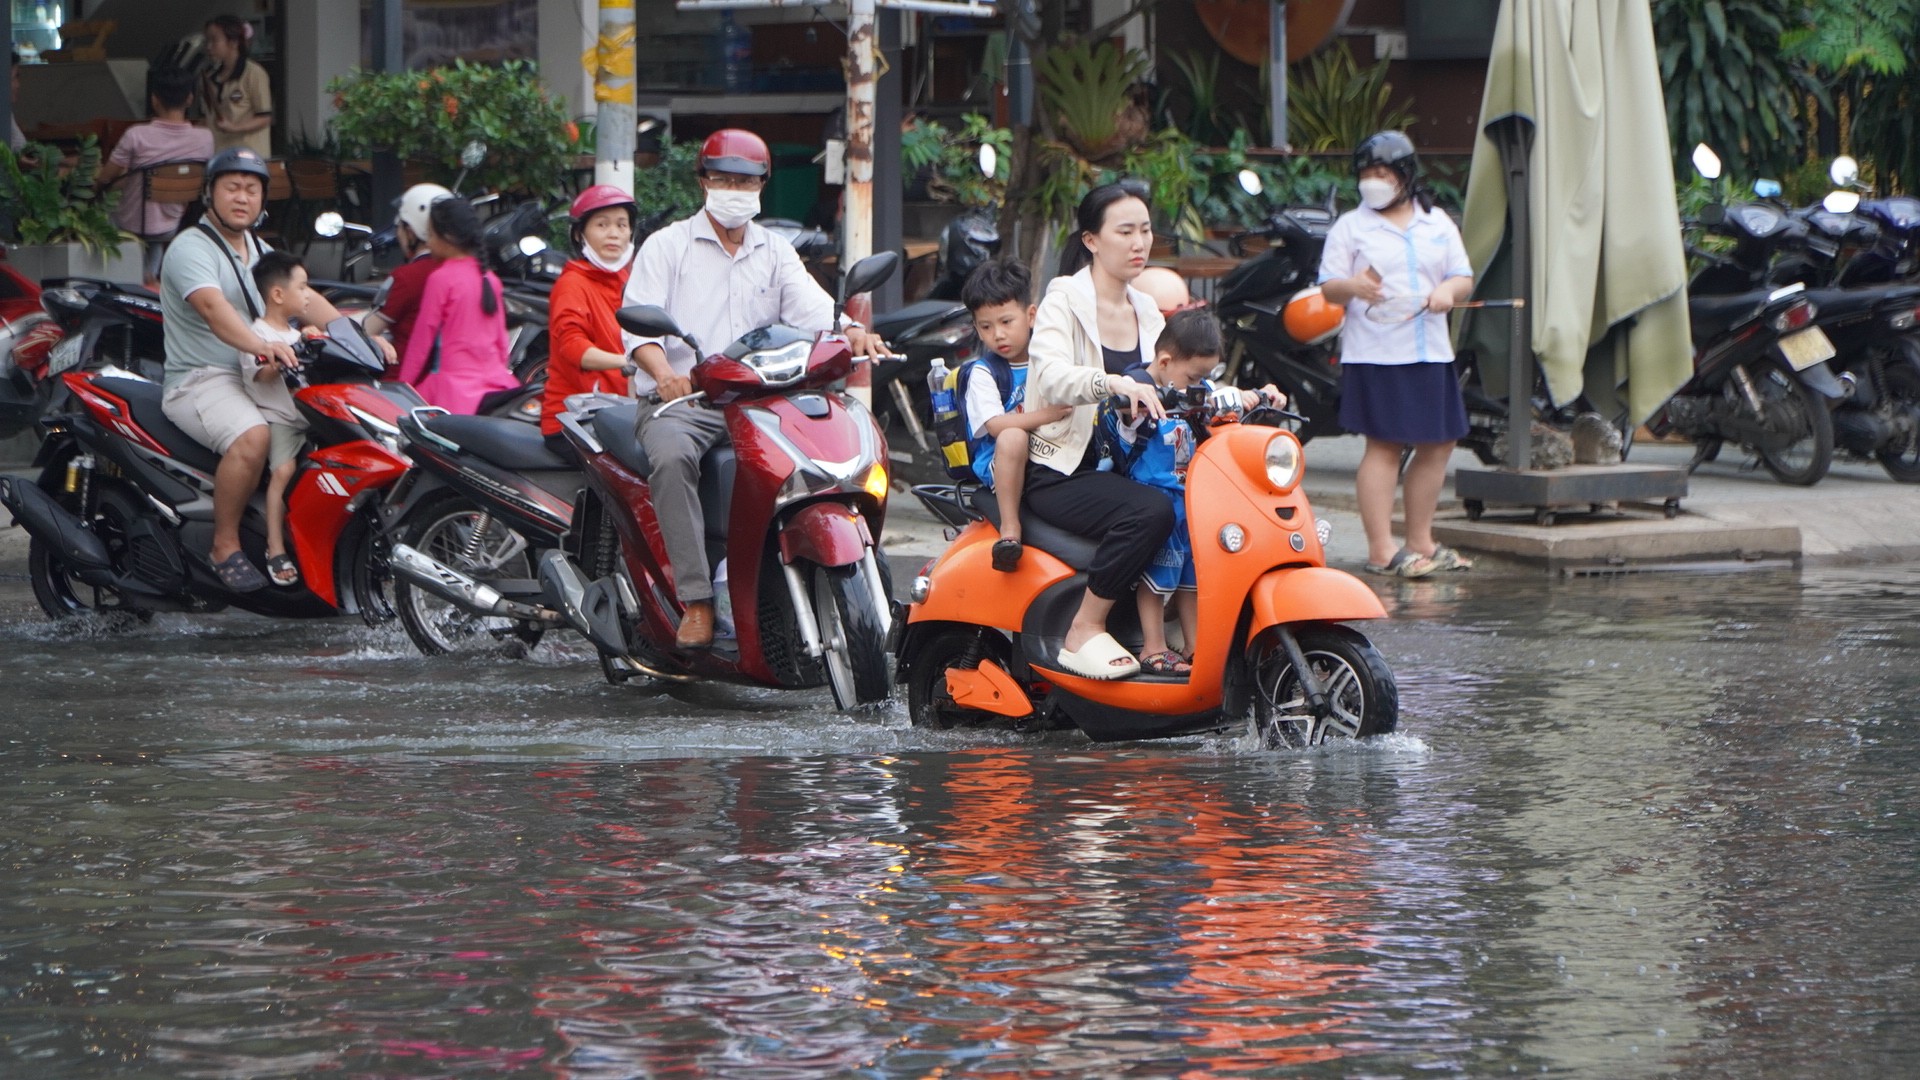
(569, 184, 639, 255)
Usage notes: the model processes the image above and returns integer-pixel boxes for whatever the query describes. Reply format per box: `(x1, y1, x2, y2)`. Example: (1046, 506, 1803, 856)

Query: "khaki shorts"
(265, 422, 305, 470)
(162, 367, 268, 455)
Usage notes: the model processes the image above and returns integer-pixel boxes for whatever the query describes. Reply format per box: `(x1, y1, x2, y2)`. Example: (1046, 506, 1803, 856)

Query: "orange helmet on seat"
(1283, 286, 1343, 345)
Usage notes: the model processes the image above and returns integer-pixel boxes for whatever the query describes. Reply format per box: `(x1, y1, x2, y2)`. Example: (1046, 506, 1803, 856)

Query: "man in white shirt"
(622, 128, 880, 649)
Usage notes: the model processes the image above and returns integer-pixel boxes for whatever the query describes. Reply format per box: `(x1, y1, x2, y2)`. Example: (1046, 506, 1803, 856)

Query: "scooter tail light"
(1772, 300, 1816, 332)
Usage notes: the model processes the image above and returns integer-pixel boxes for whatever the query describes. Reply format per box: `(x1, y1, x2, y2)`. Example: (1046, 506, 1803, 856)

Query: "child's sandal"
(266, 553, 300, 587)
(1139, 650, 1191, 676)
(991, 537, 1024, 572)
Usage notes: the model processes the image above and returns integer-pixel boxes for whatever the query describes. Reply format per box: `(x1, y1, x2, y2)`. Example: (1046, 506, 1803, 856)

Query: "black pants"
(1024, 467, 1174, 601)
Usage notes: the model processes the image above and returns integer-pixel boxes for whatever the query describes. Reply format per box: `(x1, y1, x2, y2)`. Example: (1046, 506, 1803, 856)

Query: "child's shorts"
(266, 422, 306, 470)
(1140, 493, 1195, 595)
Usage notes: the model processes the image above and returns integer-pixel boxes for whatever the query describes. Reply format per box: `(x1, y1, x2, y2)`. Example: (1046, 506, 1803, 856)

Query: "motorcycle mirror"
(1237, 169, 1263, 196)
(1699, 203, 1726, 226)
(616, 304, 686, 341)
(1830, 155, 1860, 187)
(460, 141, 488, 169)
(314, 211, 344, 238)
(1753, 178, 1783, 199)
(518, 235, 547, 257)
(840, 251, 901, 302)
(978, 143, 996, 178)
(636, 116, 662, 135)
(1823, 190, 1861, 214)
(1691, 143, 1722, 180)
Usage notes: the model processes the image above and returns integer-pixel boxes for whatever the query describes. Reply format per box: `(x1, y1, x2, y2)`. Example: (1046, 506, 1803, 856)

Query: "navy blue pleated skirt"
(1338, 361, 1469, 444)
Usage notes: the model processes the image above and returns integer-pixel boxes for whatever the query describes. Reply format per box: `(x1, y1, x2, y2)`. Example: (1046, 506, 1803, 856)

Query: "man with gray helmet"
(159, 146, 395, 591)
(363, 182, 451, 359)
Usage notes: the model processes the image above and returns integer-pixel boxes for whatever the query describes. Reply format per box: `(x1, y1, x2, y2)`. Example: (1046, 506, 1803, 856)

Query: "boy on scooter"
(959, 259, 1071, 572)
(1108, 308, 1282, 675)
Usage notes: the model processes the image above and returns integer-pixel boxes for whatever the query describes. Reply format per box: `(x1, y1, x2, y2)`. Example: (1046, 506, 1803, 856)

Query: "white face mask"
(1358, 177, 1401, 211)
(705, 189, 760, 230)
(584, 242, 633, 273)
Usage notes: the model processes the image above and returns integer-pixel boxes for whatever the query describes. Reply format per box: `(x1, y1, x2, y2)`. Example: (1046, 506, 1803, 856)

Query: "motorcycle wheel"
(394, 494, 545, 655)
(1756, 372, 1834, 486)
(813, 563, 890, 709)
(27, 480, 153, 627)
(1874, 364, 1920, 483)
(347, 530, 397, 627)
(905, 627, 1013, 729)
(1244, 624, 1397, 749)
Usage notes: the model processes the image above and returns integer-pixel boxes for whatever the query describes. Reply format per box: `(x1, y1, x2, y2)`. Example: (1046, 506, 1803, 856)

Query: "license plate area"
(1778, 326, 1835, 371)
(47, 335, 85, 375)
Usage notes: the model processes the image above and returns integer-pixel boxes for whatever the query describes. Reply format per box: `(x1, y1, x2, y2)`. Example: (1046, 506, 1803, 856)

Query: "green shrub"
(0, 138, 125, 254)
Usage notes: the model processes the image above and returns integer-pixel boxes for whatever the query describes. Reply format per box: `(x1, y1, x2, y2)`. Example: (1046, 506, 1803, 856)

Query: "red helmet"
(568, 183, 639, 255)
(699, 129, 771, 178)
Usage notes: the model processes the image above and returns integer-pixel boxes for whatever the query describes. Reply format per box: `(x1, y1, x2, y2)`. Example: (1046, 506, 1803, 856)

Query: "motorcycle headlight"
(1264, 432, 1301, 492)
(740, 340, 812, 385)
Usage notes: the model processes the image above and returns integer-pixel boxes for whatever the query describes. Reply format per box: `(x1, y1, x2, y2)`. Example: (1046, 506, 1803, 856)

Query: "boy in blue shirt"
(959, 259, 1071, 572)
(1109, 308, 1281, 675)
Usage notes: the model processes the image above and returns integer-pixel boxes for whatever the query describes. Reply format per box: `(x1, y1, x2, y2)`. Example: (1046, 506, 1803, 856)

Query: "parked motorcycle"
(893, 386, 1395, 747)
(0, 318, 412, 624)
(388, 252, 903, 710)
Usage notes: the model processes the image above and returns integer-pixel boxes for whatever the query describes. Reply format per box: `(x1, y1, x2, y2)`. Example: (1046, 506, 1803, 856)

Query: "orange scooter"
(891, 393, 1397, 747)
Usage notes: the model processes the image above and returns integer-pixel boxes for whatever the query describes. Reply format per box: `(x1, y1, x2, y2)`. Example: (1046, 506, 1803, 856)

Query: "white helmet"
(396, 183, 453, 240)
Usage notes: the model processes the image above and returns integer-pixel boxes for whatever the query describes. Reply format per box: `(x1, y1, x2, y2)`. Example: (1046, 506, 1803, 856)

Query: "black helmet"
(1353, 130, 1420, 186)
(206, 146, 271, 186)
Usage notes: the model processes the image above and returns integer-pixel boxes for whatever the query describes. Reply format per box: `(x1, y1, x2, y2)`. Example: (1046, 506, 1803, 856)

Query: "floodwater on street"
(0, 562, 1916, 1078)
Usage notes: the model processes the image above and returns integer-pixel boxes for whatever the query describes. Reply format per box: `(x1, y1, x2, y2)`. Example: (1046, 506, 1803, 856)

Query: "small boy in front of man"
(1110, 307, 1283, 674)
(959, 259, 1072, 572)
(245, 251, 318, 587)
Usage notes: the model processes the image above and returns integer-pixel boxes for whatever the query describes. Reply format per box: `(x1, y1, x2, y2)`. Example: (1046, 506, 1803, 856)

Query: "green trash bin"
(766, 142, 821, 222)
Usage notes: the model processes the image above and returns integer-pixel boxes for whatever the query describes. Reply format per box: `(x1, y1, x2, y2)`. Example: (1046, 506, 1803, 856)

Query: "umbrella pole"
(1489, 115, 1536, 473)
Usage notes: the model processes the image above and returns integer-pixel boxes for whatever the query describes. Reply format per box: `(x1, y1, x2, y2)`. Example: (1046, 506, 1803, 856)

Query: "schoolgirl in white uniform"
(1318, 130, 1477, 578)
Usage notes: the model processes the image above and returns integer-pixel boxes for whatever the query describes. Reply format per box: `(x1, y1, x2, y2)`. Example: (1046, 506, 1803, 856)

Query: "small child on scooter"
(959, 259, 1072, 572)
(246, 251, 318, 587)
(1109, 308, 1282, 675)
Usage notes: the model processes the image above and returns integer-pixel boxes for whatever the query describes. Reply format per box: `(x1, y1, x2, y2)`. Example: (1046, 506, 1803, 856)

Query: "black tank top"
(1102, 344, 1136, 375)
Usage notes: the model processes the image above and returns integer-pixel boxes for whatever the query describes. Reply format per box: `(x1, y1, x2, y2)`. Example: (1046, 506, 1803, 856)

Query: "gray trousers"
(634, 402, 730, 603)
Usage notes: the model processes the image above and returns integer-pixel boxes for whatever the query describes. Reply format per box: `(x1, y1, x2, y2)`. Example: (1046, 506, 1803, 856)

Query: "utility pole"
(593, 0, 637, 193)
(371, 0, 404, 225)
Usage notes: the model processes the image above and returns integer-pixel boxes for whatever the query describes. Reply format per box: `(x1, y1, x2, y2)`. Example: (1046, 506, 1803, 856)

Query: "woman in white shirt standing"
(1318, 131, 1476, 579)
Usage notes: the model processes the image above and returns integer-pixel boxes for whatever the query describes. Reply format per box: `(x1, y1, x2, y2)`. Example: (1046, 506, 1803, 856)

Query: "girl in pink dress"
(397, 197, 517, 413)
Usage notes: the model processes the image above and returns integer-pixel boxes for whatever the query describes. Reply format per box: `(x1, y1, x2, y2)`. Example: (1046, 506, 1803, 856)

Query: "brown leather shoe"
(675, 601, 715, 650)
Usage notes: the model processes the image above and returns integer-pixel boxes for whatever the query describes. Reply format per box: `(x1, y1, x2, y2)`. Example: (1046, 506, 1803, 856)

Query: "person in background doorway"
(199, 14, 272, 157)
(96, 66, 216, 288)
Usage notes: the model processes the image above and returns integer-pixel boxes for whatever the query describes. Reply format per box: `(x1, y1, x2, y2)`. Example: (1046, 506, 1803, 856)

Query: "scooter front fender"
(778, 501, 873, 568)
(1249, 565, 1387, 635)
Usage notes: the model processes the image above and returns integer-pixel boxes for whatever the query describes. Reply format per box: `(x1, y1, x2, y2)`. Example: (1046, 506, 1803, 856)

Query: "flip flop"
(1364, 547, 1438, 579)
(267, 553, 301, 587)
(1427, 544, 1475, 572)
(1055, 632, 1141, 680)
(212, 550, 268, 592)
(991, 537, 1024, 572)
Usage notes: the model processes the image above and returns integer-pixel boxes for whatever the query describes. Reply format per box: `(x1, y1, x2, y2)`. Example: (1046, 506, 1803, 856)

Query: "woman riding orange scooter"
(894, 381, 1399, 748)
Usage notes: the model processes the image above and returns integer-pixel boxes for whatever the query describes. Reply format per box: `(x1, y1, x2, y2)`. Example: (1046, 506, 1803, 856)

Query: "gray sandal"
(1365, 547, 1438, 579)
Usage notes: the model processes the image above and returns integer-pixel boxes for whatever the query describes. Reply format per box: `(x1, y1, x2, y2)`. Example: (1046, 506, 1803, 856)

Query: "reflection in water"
(0, 566, 1917, 1076)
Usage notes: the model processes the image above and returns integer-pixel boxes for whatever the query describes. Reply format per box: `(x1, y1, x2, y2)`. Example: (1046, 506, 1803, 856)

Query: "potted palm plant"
(0, 136, 137, 283)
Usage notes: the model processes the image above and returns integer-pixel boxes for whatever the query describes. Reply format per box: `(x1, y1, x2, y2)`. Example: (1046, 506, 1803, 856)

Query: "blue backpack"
(930, 353, 1015, 482)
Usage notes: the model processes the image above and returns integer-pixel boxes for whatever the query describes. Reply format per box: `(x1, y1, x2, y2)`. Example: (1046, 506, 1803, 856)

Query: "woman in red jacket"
(542, 185, 641, 459)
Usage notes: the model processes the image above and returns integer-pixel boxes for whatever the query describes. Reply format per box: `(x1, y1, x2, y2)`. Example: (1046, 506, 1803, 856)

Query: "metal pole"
(1269, 1, 1287, 149)
(594, 0, 637, 193)
(371, 0, 405, 227)
(873, 9, 904, 313)
(843, 0, 878, 408)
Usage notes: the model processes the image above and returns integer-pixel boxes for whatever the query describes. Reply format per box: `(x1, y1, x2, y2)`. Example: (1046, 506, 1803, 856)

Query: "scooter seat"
(421, 413, 571, 471)
(591, 400, 736, 542)
(94, 376, 223, 474)
(1688, 293, 1767, 345)
(873, 299, 967, 343)
(968, 485, 1099, 571)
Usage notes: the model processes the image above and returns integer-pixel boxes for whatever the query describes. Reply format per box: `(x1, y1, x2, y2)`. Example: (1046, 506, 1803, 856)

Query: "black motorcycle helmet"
(1352, 131, 1430, 211)
(201, 146, 273, 230)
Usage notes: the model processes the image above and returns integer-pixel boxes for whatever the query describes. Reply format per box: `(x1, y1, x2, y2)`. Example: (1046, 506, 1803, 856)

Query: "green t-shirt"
(160, 225, 270, 385)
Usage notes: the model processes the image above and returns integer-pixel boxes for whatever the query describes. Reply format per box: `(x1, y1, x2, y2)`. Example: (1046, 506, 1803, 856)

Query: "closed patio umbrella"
(1459, 0, 1693, 429)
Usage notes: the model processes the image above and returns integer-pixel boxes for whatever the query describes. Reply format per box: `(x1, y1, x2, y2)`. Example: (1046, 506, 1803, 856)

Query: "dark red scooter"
(390, 253, 901, 709)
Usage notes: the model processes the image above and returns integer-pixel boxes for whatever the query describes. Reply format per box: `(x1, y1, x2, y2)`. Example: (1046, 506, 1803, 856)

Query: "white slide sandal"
(1055, 632, 1141, 680)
